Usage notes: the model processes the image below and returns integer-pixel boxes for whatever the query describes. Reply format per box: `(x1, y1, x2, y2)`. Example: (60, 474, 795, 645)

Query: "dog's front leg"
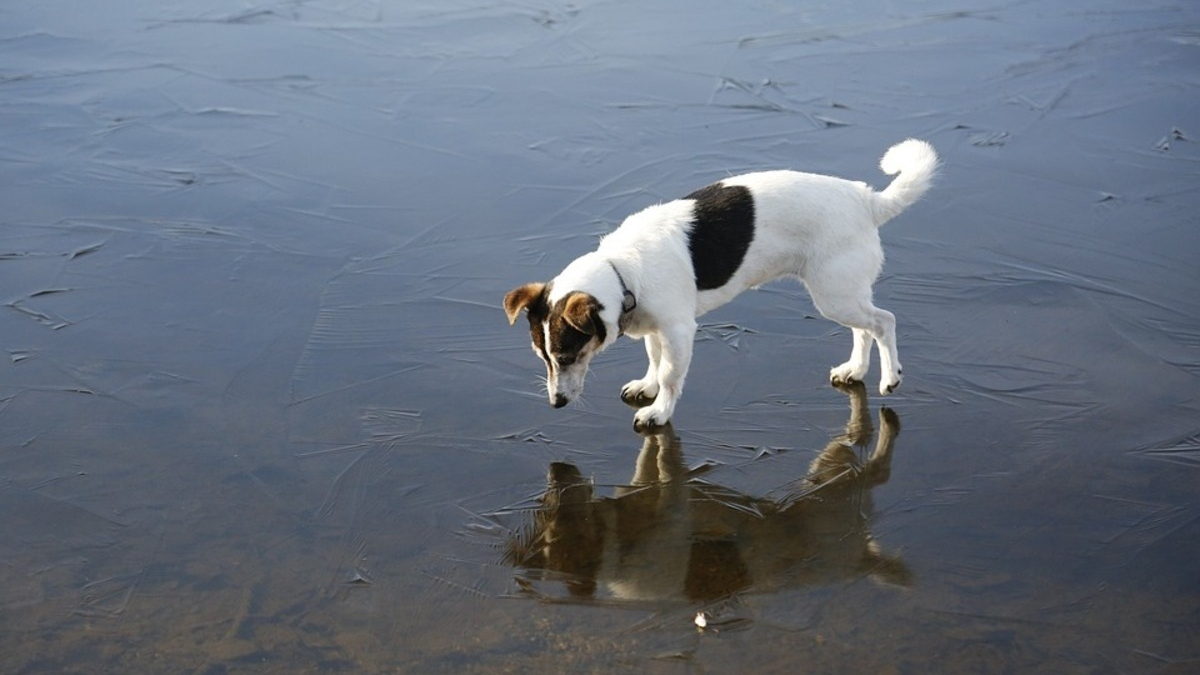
(621, 334, 662, 406)
(633, 322, 695, 430)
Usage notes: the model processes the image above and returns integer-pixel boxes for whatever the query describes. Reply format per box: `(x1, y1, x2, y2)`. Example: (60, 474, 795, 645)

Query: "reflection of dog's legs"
(811, 382, 898, 487)
(835, 381, 874, 446)
(654, 428, 685, 483)
(628, 432, 663, 487)
(864, 407, 899, 486)
(861, 410, 910, 588)
(626, 424, 684, 488)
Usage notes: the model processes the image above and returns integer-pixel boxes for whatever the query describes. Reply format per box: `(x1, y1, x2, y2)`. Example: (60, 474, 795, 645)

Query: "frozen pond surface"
(2, 0, 1198, 673)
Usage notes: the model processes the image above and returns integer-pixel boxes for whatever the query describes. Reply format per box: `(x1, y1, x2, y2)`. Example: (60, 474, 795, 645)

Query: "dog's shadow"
(503, 382, 911, 604)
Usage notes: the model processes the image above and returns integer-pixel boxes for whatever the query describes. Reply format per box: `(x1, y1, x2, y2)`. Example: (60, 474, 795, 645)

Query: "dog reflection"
(504, 383, 909, 602)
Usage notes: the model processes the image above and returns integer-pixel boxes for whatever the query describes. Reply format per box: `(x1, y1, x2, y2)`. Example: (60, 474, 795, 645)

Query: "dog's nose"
(553, 394, 569, 408)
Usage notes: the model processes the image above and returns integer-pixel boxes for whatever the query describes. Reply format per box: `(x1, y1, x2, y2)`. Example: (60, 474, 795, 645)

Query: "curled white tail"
(873, 139, 939, 226)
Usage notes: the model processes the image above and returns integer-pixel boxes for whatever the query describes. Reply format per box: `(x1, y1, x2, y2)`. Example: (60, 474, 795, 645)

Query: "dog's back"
(600, 140, 938, 317)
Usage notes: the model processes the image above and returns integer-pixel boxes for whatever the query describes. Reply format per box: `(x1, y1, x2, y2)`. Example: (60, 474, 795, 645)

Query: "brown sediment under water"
(2, 1, 1197, 673)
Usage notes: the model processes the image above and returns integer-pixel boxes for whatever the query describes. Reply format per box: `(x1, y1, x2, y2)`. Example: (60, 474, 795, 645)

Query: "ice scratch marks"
(0, 239, 106, 264)
(361, 407, 423, 446)
(55, 494, 166, 619)
(74, 570, 147, 618)
(696, 322, 758, 352)
(419, 567, 492, 604)
(1132, 431, 1200, 468)
(310, 442, 384, 596)
(288, 258, 424, 406)
(1075, 491, 1198, 579)
(1154, 126, 1189, 152)
(149, 5, 290, 27)
(708, 76, 790, 114)
(67, 242, 105, 259)
(147, 0, 388, 29)
(736, 11, 976, 50)
(3, 239, 105, 329)
(613, 71, 844, 125)
(7, 299, 72, 330)
(302, 406, 424, 596)
(493, 429, 555, 445)
(968, 130, 1010, 147)
(420, 502, 508, 600)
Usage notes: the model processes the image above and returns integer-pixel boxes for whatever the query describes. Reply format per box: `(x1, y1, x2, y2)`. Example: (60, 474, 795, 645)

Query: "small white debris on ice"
(694, 612, 708, 629)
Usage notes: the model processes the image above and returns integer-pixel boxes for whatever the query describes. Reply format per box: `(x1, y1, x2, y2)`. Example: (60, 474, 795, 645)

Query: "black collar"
(608, 261, 637, 334)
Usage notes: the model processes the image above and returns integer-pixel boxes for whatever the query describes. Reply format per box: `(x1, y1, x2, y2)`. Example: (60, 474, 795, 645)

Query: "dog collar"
(608, 261, 637, 334)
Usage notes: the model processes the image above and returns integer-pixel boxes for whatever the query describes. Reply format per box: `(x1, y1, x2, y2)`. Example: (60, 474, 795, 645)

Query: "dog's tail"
(872, 139, 939, 226)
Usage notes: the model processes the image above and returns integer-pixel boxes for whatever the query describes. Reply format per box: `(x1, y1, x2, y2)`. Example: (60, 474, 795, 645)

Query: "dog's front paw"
(879, 369, 902, 396)
(830, 361, 868, 386)
(620, 379, 659, 408)
(633, 406, 670, 432)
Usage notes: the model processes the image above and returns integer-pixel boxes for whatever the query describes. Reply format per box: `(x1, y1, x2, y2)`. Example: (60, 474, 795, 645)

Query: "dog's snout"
(553, 394, 569, 408)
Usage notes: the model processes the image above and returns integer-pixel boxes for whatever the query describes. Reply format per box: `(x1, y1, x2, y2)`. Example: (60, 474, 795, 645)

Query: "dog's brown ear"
(503, 283, 546, 325)
(562, 293, 602, 336)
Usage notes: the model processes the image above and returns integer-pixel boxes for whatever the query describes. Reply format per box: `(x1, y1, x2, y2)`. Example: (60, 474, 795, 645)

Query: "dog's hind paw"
(829, 362, 868, 386)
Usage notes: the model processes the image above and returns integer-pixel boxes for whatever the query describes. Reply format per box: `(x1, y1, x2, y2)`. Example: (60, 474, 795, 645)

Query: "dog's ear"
(562, 293, 603, 336)
(503, 283, 546, 325)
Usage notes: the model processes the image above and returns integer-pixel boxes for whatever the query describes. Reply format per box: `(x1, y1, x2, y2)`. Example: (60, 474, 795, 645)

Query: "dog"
(504, 139, 938, 429)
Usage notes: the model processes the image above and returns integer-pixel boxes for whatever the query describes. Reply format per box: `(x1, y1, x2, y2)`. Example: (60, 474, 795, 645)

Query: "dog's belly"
(693, 251, 796, 316)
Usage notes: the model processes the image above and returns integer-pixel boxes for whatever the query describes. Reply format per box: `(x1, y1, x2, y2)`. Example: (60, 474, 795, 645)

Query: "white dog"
(504, 139, 938, 429)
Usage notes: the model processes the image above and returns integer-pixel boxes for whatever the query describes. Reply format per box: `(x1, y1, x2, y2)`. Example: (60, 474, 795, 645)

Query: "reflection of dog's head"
(504, 392, 911, 603)
(505, 462, 603, 597)
(504, 282, 613, 408)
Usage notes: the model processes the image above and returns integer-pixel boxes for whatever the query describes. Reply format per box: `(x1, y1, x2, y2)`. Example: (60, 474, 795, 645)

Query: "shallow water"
(2, 0, 1198, 673)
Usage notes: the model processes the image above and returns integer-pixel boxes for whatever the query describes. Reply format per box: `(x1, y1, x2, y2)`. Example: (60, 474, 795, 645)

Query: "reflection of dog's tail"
(872, 139, 939, 226)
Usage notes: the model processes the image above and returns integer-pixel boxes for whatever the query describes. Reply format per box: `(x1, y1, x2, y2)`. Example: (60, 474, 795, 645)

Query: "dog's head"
(504, 282, 610, 408)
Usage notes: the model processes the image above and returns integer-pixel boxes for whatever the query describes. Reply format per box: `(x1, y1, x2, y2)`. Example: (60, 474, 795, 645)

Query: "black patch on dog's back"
(684, 183, 755, 290)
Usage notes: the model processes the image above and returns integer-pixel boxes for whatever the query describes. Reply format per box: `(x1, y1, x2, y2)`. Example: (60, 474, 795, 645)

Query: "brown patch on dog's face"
(560, 293, 605, 342)
(542, 292, 605, 374)
(504, 284, 608, 407)
(548, 292, 606, 362)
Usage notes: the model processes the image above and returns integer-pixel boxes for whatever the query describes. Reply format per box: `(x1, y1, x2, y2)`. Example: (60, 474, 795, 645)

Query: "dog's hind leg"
(809, 284, 902, 396)
(830, 328, 873, 385)
(866, 307, 902, 395)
